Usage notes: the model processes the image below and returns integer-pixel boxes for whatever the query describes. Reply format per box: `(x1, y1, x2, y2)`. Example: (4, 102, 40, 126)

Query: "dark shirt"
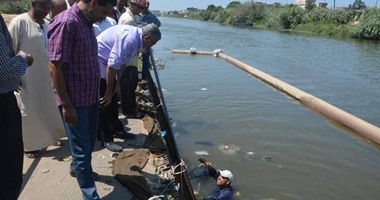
(48, 4, 100, 107)
(0, 15, 27, 93)
(136, 10, 161, 27)
(205, 165, 234, 200)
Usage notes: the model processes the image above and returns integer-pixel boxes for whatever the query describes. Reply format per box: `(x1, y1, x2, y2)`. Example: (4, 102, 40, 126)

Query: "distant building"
(318, 2, 328, 7)
(295, 0, 316, 9)
(186, 7, 198, 12)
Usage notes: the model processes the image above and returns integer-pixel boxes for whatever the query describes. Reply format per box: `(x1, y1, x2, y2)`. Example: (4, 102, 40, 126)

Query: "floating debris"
(218, 144, 241, 155)
(261, 156, 272, 161)
(195, 151, 209, 156)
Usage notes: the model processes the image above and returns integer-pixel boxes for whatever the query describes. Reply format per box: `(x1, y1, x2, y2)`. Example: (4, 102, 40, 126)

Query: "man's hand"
(100, 92, 112, 106)
(62, 104, 77, 125)
(198, 158, 208, 164)
(18, 51, 33, 66)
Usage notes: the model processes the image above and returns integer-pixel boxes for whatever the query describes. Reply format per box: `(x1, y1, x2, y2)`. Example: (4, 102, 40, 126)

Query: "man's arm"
(0, 16, 31, 82)
(0, 50, 28, 82)
(49, 61, 77, 125)
(199, 158, 219, 180)
(100, 67, 117, 106)
(151, 12, 161, 27)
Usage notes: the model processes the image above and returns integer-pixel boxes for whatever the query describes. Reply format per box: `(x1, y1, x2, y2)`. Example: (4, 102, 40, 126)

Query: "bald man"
(8, 0, 66, 159)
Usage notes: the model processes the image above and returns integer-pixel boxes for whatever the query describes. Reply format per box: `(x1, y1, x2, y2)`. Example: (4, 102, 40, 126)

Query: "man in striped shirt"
(48, 0, 116, 199)
(0, 15, 33, 200)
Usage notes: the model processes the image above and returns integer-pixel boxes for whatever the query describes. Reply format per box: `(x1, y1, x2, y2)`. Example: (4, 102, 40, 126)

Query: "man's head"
(216, 170, 233, 187)
(116, 0, 127, 9)
(129, 0, 146, 15)
(141, 23, 161, 49)
(81, 0, 117, 23)
(140, 0, 148, 14)
(67, 0, 79, 6)
(31, 0, 52, 20)
(50, 0, 67, 18)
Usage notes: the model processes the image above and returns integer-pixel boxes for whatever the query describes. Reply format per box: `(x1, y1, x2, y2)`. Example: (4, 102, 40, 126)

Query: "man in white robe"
(8, 0, 65, 158)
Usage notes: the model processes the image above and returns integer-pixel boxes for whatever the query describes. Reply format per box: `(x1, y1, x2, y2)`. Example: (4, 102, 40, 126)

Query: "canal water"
(151, 17, 380, 200)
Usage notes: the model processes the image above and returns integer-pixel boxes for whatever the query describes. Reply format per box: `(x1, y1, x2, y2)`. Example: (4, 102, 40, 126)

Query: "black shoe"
(103, 141, 123, 152)
(114, 131, 136, 139)
(69, 171, 99, 181)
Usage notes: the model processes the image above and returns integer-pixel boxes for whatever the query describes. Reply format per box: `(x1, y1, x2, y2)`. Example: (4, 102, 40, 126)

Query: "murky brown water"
(152, 17, 380, 200)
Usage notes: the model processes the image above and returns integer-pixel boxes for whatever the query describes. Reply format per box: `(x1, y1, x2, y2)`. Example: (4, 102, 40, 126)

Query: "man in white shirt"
(93, 16, 117, 36)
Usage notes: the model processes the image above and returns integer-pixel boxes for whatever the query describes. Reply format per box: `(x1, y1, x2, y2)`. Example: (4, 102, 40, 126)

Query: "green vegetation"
(166, 0, 380, 40)
(0, 0, 30, 14)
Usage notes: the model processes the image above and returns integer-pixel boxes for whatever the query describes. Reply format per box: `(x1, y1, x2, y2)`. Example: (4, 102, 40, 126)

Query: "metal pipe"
(172, 49, 380, 145)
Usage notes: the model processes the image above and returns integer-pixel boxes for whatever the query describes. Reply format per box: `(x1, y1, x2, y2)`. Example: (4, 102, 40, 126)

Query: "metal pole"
(148, 50, 196, 200)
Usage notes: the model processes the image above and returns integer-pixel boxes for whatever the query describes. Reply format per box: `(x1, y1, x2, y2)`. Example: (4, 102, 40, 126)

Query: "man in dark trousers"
(199, 158, 234, 200)
(48, 0, 116, 198)
(0, 15, 33, 200)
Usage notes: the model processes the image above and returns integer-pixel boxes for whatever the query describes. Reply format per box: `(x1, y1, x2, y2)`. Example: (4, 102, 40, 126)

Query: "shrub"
(248, 3, 266, 22)
(307, 7, 330, 22)
(0, 0, 30, 14)
(329, 9, 357, 24)
(279, 7, 305, 29)
(214, 10, 230, 23)
(351, 9, 380, 39)
(199, 10, 212, 21)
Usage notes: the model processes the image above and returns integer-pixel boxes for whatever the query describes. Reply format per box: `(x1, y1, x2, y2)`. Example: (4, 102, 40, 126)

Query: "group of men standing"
(0, 0, 161, 199)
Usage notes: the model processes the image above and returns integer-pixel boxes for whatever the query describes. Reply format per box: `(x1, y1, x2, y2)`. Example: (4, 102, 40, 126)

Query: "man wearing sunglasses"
(199, 158, 234, 200)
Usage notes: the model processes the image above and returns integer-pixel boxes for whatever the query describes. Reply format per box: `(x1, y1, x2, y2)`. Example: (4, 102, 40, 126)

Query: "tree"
(348, 0, 367, 10)
(207, 4, 216, 11)
(206, 4, 223, 12)
(226, 1, 241, 10)
(305, 1, 316, 11)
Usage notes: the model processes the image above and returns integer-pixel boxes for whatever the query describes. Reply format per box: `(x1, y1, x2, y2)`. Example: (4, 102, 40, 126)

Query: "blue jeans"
(141, 48, 151, 81)
(59, 104, 100, 200)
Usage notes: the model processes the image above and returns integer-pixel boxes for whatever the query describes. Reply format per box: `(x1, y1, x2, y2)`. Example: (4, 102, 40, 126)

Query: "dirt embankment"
(1, 14, 17, 25)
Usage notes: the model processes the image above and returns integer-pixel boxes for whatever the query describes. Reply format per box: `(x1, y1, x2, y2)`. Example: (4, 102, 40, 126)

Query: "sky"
(149, 0, 378, 11)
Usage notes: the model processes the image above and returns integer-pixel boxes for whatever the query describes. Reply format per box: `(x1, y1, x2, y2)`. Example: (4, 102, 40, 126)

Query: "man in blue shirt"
(96, 24, 161, 152)
(0, 15, 33, 200)
(199, 158, 234, 200)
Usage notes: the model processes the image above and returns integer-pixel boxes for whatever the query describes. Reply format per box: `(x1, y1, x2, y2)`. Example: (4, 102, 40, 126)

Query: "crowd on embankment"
(1, 0, 162, 199)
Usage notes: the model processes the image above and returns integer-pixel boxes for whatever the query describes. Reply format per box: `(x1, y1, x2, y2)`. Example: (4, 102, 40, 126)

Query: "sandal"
(24, 150, 41, 158)
(54, 140, 62, 146)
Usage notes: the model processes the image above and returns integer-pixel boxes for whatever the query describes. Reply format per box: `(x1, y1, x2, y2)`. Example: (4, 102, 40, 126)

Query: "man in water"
(199, 158, 234, 200)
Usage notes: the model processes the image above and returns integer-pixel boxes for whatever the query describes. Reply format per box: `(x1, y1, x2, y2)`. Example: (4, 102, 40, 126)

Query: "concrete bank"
(19, 117, 149, 200)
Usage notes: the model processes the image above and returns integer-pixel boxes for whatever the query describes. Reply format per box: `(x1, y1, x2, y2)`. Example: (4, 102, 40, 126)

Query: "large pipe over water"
(172, 49, 380, 145)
